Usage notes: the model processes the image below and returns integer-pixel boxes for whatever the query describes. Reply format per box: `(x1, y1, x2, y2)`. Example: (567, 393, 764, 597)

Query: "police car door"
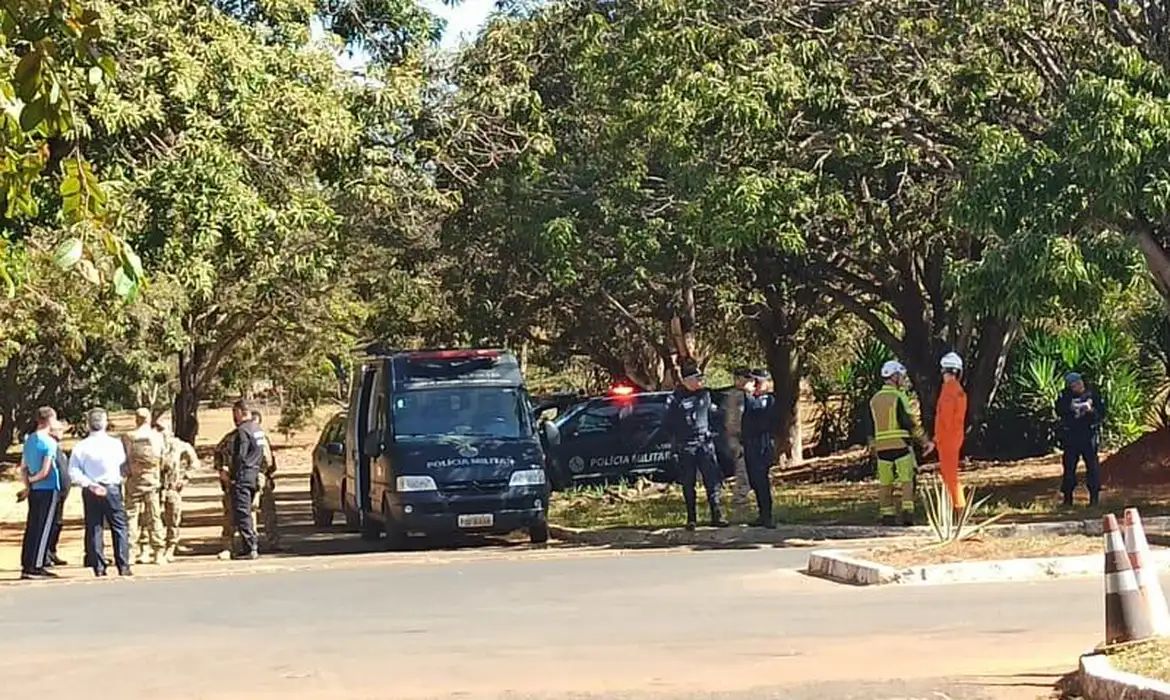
(616, 397, 674, 480)
(552, 402, 621, 483)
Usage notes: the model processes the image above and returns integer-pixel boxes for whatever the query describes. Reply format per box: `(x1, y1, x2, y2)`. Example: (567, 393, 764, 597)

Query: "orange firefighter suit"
(934, 379, 967, 509)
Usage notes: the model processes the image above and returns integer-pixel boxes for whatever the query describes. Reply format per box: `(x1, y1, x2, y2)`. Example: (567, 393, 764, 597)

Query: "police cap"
(732, 367, 752, 379)
(750, 368, 770, 380)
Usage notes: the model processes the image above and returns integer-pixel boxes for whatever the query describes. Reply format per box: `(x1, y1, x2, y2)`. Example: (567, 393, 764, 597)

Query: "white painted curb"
(1081, 651, 1170, 700)
(807, 548, 1170, 586)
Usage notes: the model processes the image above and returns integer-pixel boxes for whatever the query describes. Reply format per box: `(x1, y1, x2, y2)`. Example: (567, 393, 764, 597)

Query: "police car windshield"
(393, 387, 527, 439)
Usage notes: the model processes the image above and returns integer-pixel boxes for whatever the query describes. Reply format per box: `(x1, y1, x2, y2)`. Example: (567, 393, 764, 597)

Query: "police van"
(343, 347, 553, 547)
(542, 385, 739, 490)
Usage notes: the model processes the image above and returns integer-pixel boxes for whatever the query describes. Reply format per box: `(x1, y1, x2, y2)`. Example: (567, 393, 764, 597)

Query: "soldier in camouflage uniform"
(251, 410, 280, 552)
(123, 408, 166, 565)
(213, 429, 236, 560)
(153, 417, 199, 563)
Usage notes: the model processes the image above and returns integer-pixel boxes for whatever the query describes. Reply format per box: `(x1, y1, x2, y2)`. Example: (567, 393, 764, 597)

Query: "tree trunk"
(173, 349, 202, 444)
(1136, 226, 1170, 302)
(765, 337, 802, 466)
(965, 318, 1020, 452)
(0, 355, 20, 448)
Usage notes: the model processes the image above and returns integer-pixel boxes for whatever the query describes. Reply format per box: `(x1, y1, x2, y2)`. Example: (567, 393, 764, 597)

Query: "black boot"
(900, 511, 915, 527)
(1089, 492, 1100, 507)
(1062, 492, 1074, 506)
(881, 514, 896, 526)
(709, 503, 729, 528)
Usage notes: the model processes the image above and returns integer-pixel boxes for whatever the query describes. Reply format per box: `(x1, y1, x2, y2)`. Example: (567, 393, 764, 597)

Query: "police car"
(542, 384, 739, 491)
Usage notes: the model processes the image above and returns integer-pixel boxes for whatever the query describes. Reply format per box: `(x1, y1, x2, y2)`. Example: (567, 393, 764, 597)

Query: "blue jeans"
(1061, 434, 1101, 500)
(82, 486, 131, 573)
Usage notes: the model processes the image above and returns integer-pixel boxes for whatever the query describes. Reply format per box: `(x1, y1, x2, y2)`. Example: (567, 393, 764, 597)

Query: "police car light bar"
(408, 349, 500, 361)
(609, 385, 636, 397)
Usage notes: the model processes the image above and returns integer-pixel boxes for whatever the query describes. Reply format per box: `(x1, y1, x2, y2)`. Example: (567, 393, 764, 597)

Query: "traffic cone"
(1124, 508, 1170, 636)
(1105, 512, 1156, 644)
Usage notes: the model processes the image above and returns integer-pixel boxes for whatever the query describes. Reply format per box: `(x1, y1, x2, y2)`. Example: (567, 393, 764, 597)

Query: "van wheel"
(529, 520, 550, 545)
(310, 475, 334, 528)
(382, 499, 408, 551)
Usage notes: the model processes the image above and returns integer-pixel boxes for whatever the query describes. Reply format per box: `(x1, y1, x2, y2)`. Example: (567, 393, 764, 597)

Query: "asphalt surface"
(0, 543, 1114, 699)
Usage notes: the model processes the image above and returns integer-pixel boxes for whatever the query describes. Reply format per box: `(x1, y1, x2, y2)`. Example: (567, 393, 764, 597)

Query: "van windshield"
(392, 387, 529, 439)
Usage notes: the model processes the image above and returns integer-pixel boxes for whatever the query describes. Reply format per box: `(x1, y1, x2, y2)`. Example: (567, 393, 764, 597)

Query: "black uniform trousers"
(21, 489, 59, 573)
(231, 473, 259, 554)
(82, 486, 131, 574)
(678, 441, 723, 524)
(743, 437, 774, 523)
(1061, 432, 1101, 501)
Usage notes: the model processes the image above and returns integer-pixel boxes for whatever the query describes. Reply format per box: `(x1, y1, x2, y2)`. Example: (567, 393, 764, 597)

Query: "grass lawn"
(856, 534, 1103, 568)
(548, 452, 1170, 530)
(1107, 638, 1170, 683)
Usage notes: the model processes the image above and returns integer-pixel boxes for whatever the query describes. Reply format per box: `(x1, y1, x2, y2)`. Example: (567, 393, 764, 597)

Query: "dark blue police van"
(343, 347, 553, 547)
(541, 386, 739, 491)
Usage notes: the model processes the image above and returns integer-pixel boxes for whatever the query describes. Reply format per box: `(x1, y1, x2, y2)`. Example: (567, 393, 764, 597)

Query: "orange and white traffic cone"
(1124, 507, 1170, 636)
(1105, 512, 1155, 645)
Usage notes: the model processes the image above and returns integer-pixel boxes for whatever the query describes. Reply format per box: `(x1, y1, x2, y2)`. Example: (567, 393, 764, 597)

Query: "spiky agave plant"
(918, 472, 1008, 545)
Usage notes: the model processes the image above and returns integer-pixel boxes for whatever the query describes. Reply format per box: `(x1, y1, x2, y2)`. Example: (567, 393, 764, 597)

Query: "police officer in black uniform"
(665, 363, 727, 530)
(742, 368, 778, 528)
(230, 399, 265, 560)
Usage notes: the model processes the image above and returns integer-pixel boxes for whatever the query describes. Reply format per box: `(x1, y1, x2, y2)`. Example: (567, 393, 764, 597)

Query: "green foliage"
(809, 337, 892, 454)
(984, 324, 1160, 456)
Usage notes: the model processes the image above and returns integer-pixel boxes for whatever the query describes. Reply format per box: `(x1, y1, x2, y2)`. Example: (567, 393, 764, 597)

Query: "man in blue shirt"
(19, 406, 61, 579)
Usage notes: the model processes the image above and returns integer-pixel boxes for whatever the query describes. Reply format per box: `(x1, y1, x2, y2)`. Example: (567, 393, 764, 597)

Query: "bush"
(810, 337, 892, 454)
(983, 324, 1158, 455)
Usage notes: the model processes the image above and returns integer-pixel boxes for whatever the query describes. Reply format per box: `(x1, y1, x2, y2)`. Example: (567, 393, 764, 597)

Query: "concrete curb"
(806, 548, 1170, 586)
(1080, 650, 1170, 700)
(550, 515, 1170, 548)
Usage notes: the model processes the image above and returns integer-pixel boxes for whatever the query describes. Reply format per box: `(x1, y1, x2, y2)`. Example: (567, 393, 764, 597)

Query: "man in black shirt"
(229, 400, 266, 559)
(1055, 372, 1106, 506)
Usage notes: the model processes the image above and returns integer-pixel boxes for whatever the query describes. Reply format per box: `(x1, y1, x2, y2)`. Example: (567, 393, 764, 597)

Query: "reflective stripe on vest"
(871, 387, 910, 442)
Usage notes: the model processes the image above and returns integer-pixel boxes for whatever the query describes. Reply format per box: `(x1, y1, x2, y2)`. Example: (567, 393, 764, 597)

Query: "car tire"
(529, 519, 550, 545)
(310, 474, 334, 528)
(382, 498, 408, 551)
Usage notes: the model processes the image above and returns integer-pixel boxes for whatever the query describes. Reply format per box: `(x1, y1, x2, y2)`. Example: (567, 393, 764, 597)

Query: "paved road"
(0, 545, 1101, 699)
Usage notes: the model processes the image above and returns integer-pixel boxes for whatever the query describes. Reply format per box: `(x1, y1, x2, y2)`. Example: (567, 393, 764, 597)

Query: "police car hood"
(395, 436, 543, 481)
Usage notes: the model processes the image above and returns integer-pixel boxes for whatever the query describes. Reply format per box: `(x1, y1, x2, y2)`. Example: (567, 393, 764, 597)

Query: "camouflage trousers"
(127, 487, 164, 559)
(149, 489, 183, 549)
(727, 435, 751, 517)
(220, 473, 279, 553)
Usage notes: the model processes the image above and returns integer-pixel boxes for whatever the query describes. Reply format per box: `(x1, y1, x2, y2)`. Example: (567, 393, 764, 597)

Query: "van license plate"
(458, 514, 494, 528)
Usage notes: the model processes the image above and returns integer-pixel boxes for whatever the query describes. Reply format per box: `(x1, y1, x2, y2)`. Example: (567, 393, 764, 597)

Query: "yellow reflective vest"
(868, 385, 926, 452)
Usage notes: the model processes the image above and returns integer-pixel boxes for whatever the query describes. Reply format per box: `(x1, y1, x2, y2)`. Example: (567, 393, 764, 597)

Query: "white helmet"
(940, 352, 964, 372)
(880, 360, 907, 378)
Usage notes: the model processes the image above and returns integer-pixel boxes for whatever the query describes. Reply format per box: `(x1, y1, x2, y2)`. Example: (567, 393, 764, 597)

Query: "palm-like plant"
(918, 472, 1008, 544)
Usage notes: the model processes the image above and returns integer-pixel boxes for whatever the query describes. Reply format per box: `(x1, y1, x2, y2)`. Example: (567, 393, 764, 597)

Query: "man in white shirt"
(69, 408, 133, 577)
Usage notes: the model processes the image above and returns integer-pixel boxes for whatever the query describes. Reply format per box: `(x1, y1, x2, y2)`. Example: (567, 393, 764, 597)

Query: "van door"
(349, 363, 377, 515)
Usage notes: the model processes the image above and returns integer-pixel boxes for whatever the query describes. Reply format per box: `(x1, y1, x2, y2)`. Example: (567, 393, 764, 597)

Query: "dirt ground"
(858, 534, 1104, 568)
(0, 405, 334, 576)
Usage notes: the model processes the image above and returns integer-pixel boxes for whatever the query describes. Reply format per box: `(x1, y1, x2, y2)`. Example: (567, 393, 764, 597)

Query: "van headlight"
(508, 469, 546, 487)
(396, 475, 438, 492)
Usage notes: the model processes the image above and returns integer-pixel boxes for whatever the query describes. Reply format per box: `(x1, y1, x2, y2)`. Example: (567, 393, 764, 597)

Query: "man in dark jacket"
(664, 365, 727, 530)
(1055, 372, 1106, 506)
(230, 400, 267, 559)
